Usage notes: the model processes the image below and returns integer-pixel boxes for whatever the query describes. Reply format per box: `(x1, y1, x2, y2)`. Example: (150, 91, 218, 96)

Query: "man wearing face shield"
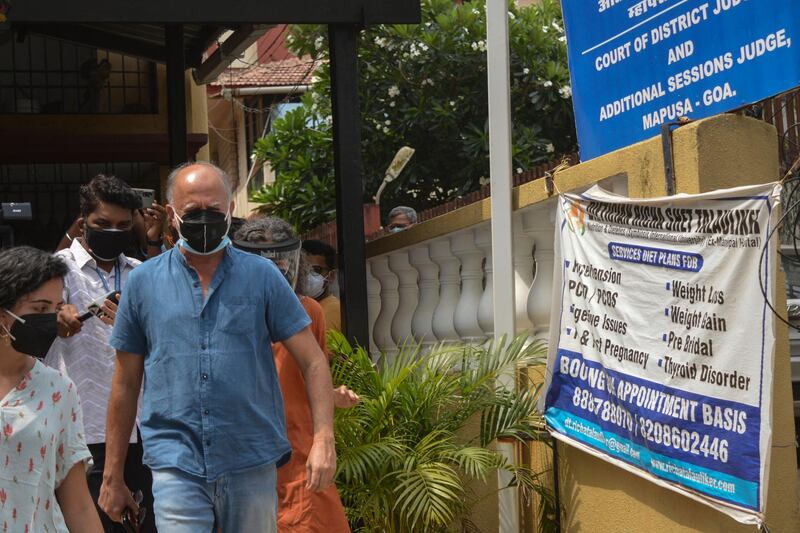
(100, 162, 336, 533)
(234, 217, 357, 533)
(46, 173, 158, 532)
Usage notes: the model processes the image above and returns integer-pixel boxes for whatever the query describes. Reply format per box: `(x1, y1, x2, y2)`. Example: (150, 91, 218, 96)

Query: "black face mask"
(85, 226, 132, 261)
(176, 209, 230, 255)
(4, 312, 59, 359)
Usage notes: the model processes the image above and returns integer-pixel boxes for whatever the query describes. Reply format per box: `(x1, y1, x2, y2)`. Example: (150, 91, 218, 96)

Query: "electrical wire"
(759, 174, 800, 332)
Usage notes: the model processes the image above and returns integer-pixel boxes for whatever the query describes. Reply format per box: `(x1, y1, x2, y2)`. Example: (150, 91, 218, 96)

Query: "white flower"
(523, 67, 530, 75)
(551, 21, 563, 33)
(374, 36, 388, 48)
(559, 85, 572, 99)
(542, 25, 549, 33)
(389, 101, 395, 107)
(311, 74, 321, 84)
(250, 152, 257, 161)
(543, 80, 553, 88)
(478, 40, 486, 52)
(479, 176, 489, 186)
(471, 42, 478, 51)
(419, 42, 429, 52)
(508, 11, 515, 20)
(388, 85, 400, 98)
(516, 167, 523, 174)
(449, 100, 456, 107)
(423, 78, 434, 86)
(314, 36, 324, 50)
(385, 120, 391, 126)
(558, 35, 567, 43)
(382, 126, 390, 134)
(546, 143, 555, 153)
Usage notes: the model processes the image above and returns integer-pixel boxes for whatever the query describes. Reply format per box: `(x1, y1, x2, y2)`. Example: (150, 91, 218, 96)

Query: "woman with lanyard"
(47, 174, 158, 533)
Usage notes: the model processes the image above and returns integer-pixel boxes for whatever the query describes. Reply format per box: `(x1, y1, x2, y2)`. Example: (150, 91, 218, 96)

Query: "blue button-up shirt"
(109, 246, 311, 480)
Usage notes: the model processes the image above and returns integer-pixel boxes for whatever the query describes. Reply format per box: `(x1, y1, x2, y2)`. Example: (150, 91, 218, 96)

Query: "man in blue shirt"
(98, 162, 335, 532)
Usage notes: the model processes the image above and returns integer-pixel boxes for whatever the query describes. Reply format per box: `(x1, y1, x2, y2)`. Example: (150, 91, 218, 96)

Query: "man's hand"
(333, 385, 360, 409)
(143, 202, 166, 243)
(57, 304, 82, 338)
(306, 434, 337, 491)
(99, 477, 138, 524)
(99, 299, 117, 327)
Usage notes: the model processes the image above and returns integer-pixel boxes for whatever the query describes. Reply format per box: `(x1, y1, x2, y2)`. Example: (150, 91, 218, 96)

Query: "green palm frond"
(336, 438, 407, 483)
(328, 330, 558, 532)
(394, 462, 464, 531)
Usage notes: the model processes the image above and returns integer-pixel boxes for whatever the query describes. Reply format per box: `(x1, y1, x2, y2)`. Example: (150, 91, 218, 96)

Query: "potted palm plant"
(329, 332, 558, 532)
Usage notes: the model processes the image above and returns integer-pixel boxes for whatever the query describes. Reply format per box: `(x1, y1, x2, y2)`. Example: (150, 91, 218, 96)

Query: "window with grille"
(0, 33, 158, 114)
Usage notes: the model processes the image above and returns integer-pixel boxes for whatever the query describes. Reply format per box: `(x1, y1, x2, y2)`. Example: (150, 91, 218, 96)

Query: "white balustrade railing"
(409, 245, 439, 348)
(371, 256, 399, 355)
(524, 204, 557, 338)
(475, 226, 494, 337)
(430, 238, 462, 343)
(451, 230, 486, 343)
(366, 201, 557, 358)
(366, 262, 381, 355)
(389, 251, 419, 349)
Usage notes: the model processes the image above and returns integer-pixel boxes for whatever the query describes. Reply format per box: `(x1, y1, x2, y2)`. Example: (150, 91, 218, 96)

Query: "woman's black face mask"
(2, 310, 59, 359)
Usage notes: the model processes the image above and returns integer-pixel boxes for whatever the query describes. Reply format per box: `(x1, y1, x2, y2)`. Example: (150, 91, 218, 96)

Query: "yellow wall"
(550, 114, 798, 533)
(366, 114, 799, 532)
(3, 64, 208, 147)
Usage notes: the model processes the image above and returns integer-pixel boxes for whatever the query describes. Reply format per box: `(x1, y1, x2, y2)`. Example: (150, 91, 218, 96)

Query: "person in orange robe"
(234, 217, 357, 533)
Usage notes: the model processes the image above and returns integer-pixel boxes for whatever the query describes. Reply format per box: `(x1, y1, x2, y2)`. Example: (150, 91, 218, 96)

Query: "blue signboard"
(561, 0, 800, 160)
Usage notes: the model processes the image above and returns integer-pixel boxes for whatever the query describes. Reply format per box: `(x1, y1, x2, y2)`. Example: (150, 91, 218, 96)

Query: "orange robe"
(273, 296, 350, 533)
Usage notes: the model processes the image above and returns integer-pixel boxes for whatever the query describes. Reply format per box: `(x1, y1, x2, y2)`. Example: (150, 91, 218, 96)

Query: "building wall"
(363, 114, 799, 532)
(544, 114, 799, 533)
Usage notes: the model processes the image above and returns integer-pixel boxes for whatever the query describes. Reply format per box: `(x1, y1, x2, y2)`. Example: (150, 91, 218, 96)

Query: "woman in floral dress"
(0, 246, 102, 532)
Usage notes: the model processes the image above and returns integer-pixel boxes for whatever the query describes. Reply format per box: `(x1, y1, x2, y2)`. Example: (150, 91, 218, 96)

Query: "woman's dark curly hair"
(0, 246, 68, 309)
(80, 174, 142, 218)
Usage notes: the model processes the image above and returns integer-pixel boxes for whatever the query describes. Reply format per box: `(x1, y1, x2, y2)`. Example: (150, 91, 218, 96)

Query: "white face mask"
(305, 272, 326, 300)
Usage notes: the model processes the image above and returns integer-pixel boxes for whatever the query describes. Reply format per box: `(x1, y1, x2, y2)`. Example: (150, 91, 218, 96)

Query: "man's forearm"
(303, 356, 335, 439)
(104, 356, 142, 481)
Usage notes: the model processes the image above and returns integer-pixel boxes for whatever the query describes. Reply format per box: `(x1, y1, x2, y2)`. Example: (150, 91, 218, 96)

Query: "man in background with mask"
(301, 239, 341, 332)
(48, 173, 159, 532)
(100, 162, 336, 532)
(386, 205, 417, 233)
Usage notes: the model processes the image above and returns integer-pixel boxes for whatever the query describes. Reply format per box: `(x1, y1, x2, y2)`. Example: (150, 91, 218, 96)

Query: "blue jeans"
(151, 463, 277, 533)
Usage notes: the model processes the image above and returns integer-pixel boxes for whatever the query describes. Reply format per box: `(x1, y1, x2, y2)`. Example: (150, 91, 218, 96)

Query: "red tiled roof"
(211, 57, 319, 88)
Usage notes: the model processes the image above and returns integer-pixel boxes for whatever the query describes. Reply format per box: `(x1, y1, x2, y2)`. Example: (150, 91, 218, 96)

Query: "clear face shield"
(233, 237, 302, 289)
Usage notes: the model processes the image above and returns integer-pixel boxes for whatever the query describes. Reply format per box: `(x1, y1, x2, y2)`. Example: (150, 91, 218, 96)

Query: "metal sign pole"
(486, 1, 518, 531)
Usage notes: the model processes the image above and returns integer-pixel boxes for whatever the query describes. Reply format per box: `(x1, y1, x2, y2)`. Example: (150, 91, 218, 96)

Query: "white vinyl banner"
(540, 183, 782, 524)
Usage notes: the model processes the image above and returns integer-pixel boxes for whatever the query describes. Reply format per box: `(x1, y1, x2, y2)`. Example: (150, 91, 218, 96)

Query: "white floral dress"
(0, 360, 91, 532)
